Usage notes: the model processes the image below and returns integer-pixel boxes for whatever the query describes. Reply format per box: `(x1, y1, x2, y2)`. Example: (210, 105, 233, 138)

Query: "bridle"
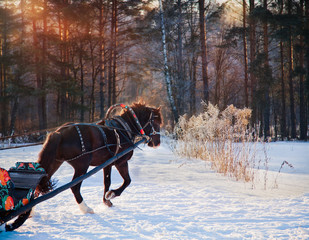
(142, 111, 160, 137)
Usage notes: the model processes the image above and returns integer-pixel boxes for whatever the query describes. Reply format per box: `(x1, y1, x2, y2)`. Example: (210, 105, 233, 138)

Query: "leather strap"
(75, 126, 86, 153)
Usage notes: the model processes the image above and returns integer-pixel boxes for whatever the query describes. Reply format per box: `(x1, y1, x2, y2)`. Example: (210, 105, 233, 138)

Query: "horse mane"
(126, 102, 163, 125)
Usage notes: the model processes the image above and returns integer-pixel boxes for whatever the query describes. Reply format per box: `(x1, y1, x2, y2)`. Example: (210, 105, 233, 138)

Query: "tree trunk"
(305, 0, 309, 140)
(280, 40, 287, 139)
(79, 40, 84, 122)
(287, 0, 297, 139)
(112, 0, 118, 105)
(89, 29, 99, 122)
(243, 0, 249, 107)
(249, 0, 257, 126)
(177, 0, 184, 115)
(64, 14, 70, 120)
(272, 93, 278, 140)
(263, 0, 270, 138)
(56, 10, 62, 122)
(214, 47, 222, 106)
(40, 0, 48, 129)
(99, 0, 105, 118)
(299, 0, 307, 140)
(108, 0, 116, 107)
(9, 97, 18, 136)
(190, 56, 197, 115)
(198, 0, 209, 103)
(158, 0, 179, 123)
(0, 30, 8, 135)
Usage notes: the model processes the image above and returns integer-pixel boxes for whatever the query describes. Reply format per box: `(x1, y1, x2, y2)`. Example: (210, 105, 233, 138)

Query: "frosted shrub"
(174, 103, 258, 182)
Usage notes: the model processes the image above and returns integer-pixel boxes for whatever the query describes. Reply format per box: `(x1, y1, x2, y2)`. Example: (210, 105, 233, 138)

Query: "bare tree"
(242, 0, 249, 107)
(263, 0, 270, 137)
(299, 0, 307, 140)
(158, 0, 179, 123)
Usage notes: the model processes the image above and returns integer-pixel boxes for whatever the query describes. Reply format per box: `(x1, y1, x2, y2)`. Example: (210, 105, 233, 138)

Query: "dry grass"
(172, 102, 265, 183)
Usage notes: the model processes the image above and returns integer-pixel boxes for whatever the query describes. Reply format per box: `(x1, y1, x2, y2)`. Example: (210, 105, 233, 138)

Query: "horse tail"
(36, 131, 62, 194)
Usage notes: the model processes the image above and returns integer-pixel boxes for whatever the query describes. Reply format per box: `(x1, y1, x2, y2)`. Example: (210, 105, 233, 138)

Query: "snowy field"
(1, 139, 309, 239)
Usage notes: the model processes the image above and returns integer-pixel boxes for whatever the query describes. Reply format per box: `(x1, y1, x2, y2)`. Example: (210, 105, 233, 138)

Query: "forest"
(0, 0, 308, 140)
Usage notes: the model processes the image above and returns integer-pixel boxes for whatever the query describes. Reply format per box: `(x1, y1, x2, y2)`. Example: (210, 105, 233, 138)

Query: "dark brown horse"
(36, 102, 162, 214)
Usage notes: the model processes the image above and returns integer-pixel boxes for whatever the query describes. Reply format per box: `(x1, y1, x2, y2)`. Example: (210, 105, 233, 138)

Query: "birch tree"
(158, 0, 179, 123)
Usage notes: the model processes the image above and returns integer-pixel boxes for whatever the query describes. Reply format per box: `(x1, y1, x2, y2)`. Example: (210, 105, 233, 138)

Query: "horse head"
(145, 107, 162, 148)
(128, 103, 163, 148)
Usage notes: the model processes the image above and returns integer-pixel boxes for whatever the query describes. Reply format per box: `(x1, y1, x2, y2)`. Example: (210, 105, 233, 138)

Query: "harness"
(75, 126, 86, 153)
(111, 116, 133, 140)
(56, 124, 119, 162)
(56, 104, 159, 162)
(74, 124, 117, 157)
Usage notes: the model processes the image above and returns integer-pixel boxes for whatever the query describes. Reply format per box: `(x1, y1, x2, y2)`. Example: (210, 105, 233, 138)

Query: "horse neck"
(121, 110, 146, 136)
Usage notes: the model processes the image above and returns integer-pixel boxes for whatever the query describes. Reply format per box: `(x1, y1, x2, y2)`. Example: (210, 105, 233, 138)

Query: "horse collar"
(112, 116, 133, 140)
(105, 104, 146, 137)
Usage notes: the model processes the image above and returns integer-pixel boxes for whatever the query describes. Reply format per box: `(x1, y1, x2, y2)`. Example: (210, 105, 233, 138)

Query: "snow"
(1, 139, 309, 239)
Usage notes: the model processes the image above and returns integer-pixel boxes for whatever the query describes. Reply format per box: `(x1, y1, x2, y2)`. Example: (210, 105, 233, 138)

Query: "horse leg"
(105, 161, 131, 201)
(103, 165, 113, 207)
(71, 168, 94, 214)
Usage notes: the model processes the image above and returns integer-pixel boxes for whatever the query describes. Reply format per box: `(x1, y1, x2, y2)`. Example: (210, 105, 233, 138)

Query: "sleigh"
(0, 162, 46, 231)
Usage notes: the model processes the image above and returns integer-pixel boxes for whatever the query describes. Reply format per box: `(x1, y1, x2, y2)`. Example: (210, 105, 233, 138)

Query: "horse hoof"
(105, 191, 116, 200)
(87, 208, 95, 214)
(104, 200, 113, 207)
(79, 200, 95, 214)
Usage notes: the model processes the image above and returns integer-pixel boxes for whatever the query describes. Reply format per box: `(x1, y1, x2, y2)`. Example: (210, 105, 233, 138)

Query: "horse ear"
(156, 106, 161, 112)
